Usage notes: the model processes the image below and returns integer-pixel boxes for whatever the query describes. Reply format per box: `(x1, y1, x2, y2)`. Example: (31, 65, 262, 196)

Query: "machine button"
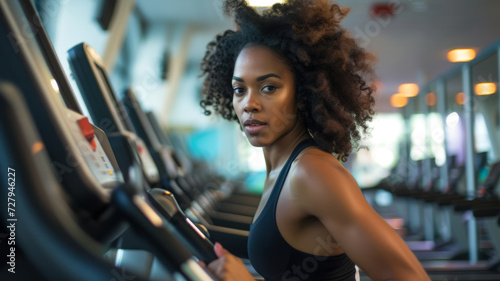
(77, 117, 97, 151)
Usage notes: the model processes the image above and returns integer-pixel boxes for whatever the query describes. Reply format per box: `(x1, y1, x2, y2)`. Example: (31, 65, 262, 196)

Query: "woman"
(199, 0, 430, 280)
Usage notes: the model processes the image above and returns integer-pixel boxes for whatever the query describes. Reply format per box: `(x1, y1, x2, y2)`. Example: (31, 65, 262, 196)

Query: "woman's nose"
(243, 91, 261, 112)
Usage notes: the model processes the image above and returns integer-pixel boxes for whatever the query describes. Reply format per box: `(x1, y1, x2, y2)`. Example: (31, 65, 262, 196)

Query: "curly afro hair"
(200, 0, 376, 161)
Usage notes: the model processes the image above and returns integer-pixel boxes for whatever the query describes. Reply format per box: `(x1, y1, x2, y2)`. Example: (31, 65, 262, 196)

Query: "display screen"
(94, 63, 135, 132)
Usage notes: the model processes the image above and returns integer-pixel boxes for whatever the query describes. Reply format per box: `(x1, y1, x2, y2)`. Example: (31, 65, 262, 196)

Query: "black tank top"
(248, 139, 356, 281)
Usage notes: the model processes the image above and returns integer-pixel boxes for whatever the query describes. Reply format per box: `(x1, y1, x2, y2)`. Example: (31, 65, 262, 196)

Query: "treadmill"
(0, 1, 218, 279)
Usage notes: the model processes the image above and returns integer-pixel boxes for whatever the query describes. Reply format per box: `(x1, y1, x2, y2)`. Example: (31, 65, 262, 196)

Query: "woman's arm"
(290, 153, 430, 281)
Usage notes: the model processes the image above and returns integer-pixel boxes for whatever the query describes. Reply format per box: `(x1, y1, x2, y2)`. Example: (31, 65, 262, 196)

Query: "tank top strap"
(268, 138, 316, 202)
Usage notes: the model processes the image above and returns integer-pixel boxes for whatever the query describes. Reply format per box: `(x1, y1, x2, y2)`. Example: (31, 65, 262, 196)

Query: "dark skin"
(205, 46, 430, 281)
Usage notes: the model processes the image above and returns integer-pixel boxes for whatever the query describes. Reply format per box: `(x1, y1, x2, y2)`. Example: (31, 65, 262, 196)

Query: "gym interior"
(1, 1, 500, 280)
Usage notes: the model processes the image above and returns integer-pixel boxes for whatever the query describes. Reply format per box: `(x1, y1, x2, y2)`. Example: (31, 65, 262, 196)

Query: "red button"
(77, 117, 97, 151)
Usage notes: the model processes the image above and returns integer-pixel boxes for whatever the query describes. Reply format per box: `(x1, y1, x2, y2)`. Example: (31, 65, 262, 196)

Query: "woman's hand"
(206, 242, 255, 281)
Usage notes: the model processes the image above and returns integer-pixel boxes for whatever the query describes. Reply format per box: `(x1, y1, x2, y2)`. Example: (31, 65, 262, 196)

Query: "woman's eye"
(233, 87, 245, 95)
(262, 85, 276, 92)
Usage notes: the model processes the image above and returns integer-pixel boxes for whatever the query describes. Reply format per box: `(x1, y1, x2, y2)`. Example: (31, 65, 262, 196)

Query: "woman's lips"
(244, 119, 267, 134)
(245, 124, 266, 134)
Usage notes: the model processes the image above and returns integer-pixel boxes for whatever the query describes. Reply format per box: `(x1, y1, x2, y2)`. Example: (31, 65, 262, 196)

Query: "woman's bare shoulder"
(289, 147, 360, 202)
(294, 146, 343, 167)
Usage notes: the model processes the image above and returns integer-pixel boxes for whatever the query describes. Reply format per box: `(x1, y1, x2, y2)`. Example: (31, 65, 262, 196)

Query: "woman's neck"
(262, 124, 311, 176)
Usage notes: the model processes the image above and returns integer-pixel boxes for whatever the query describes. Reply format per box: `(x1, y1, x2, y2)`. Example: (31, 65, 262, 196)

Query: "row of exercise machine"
(371, 37, 500, 279)
(0, 1, 261, 280)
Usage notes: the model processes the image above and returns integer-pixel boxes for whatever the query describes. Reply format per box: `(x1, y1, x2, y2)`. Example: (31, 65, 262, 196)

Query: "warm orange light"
(391, 93, 408, 108)
(474, 83, 497, 95)
(447, 49, 476, 63)
(426, 92, 437, 106)
(398, 83, 419, 97)
(455, 92, 465, 105)
(32, 141, 44, 154)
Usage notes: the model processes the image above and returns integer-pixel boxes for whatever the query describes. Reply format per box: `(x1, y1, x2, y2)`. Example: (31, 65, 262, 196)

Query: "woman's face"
(232, 46, 300, 147)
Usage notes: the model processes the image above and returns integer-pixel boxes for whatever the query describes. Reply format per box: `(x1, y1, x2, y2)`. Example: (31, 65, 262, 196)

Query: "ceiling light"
(398, 83, 419, 97)
(425, 92, 436, 106)
(455, 92, 465, 105)
(247, 0, 283, 7)
(474, 83, 497, 95)
(391, 93, 408, 108)
(447, 49, 476, 63)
